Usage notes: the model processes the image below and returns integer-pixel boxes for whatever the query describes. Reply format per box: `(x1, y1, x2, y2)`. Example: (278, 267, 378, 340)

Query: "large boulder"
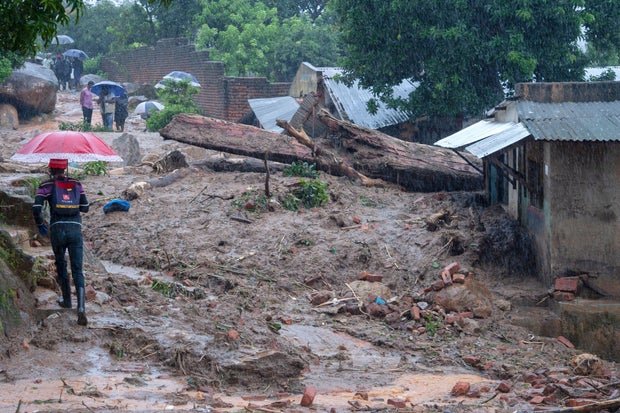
(0, 62, 57, 117)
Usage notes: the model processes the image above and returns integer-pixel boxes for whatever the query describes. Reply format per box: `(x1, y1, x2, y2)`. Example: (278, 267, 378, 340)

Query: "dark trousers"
(51, 223, 85, 290)
(82, 106, 93, 125)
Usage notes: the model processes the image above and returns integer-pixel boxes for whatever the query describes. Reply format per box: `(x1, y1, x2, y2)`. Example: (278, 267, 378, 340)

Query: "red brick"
(557, 335, 575, 349)
(463, 356, 481, 367)
(441, 270, 453, 286)
(543, 394, 558, 404)
(365, 273, 383, 282)
(530, 395, 545, 404)
(300, 386, 317, 406)
(554, 277, 579, 293)
(552, 291, 575, 301)
(411, 305, 421, 321)
(452, 273, 466, 284)
(444, 262, 461, 275)
(497, 381, 512, 393)
(451, 381, 470, 396)
(387, 398, 407, 408)
(566, 399, 593, 407)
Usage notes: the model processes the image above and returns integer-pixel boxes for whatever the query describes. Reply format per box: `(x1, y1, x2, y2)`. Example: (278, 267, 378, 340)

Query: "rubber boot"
(77, 287, 87, 326)
(57, 279, 72, 309)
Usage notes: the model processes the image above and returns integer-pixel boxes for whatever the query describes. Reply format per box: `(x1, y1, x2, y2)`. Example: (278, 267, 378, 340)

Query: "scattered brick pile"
(551, 275, 584, 301)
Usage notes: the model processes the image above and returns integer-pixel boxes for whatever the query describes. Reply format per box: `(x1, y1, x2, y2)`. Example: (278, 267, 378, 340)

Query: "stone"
(451, 381, 470, 396)
(0, 103, 19, 128)
(0, 62, 57, 115)
(300, 386, 317, 406)
(112, 133, 142, 166)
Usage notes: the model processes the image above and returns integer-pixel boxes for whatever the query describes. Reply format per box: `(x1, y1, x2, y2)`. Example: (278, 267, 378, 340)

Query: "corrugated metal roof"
(517, 101, 620, 142)
(248, 96, 300, 133)
(465, 123, 530, 158)
(434, 119, 519, 149)
(321, 68, 417, 130)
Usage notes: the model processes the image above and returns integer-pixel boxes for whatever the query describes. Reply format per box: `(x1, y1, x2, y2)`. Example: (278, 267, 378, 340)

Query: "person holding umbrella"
(98, 85, 116, 130)
(72, 58, 83, 90)
(32, 158, 90, 326)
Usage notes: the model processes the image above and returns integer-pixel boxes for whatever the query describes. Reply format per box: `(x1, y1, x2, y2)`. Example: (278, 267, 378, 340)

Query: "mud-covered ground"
(0, 91, 618, 413)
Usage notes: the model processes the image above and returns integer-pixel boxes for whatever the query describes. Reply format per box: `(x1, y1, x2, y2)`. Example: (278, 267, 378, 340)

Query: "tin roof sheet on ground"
(517, 101, 620, 142)
(248, 96, 300, 133)
(434, 119, 519, 149)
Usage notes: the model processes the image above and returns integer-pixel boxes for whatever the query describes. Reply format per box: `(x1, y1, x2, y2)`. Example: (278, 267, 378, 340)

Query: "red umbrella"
(10, 131, 123, 163)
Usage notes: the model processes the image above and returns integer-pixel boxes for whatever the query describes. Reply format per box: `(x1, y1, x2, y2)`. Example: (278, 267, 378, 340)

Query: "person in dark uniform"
(33, 158, 90, 326)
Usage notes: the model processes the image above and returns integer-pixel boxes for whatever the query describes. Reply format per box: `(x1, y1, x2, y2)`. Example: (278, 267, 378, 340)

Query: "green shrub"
(284, 178, 329, 211)
(83, 55, 101, 75)
(283, 161, 319, 178)
(145, 104, 199, 131)
(82, 161, 108, 176)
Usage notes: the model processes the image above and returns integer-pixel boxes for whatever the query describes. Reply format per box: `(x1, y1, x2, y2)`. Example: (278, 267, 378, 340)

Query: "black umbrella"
(63, 49, 88, 60)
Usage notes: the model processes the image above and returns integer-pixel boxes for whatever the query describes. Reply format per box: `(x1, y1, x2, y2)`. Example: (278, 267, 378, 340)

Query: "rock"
(300, 386, 317, 406)
(0, 103, 19, 128)
(112, 133, 141, 166)
(0, 62, 57, 115)
(432, 276, 493, 318)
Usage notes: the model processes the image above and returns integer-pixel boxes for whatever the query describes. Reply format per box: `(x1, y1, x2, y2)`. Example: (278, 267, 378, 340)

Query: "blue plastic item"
(375, 296, 386, 305)
(103, 199, 131, 214)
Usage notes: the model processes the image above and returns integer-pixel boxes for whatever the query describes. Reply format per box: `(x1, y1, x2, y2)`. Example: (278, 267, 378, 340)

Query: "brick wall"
(101, 38, 291, 122)
(516, 81, 620, 103)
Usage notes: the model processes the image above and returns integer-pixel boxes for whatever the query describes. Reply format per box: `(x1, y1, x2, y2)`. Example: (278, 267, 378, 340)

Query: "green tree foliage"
(150, 0, 203, 41)
(195, 0, 340, 81)
(146, 79, 201, 131)
(0, 0, 173, 82)
(263, 0, 329, 20)
(331, 0, 620, 119)
(61, 1, 126, 59)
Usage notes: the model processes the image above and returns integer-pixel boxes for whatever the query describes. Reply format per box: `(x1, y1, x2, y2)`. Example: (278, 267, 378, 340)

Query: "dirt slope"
(0, 91, 618, 413)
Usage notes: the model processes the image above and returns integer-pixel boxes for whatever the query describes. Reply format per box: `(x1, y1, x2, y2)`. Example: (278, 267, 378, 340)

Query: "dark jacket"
(33, 177, 89, 227)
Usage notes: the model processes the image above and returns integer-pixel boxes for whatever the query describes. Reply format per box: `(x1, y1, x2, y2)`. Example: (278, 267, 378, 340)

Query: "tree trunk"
(160, 113, 482, 192)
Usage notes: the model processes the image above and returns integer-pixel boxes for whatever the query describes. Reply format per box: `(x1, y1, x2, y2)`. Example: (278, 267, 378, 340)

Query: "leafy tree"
(0, 0, 173, 81)
(151, 0, 202, 40)
(263, 0, 329, 20)
(61, 1, 127, 59)
(331, 0, 620, 120)
(195, 0, 340, 81)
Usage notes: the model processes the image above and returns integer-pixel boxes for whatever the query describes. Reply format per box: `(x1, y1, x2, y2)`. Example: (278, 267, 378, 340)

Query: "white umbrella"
(51, 35, 74, 45)
(134, 101, 164, 115)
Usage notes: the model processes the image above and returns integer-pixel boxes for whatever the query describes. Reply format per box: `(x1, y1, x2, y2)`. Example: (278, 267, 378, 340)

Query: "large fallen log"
(160, 113, 483, 192)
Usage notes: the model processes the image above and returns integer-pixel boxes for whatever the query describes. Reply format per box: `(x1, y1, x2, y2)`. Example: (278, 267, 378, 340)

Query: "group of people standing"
(43, 53, 83, 91)
(79, 81, 128, 131)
